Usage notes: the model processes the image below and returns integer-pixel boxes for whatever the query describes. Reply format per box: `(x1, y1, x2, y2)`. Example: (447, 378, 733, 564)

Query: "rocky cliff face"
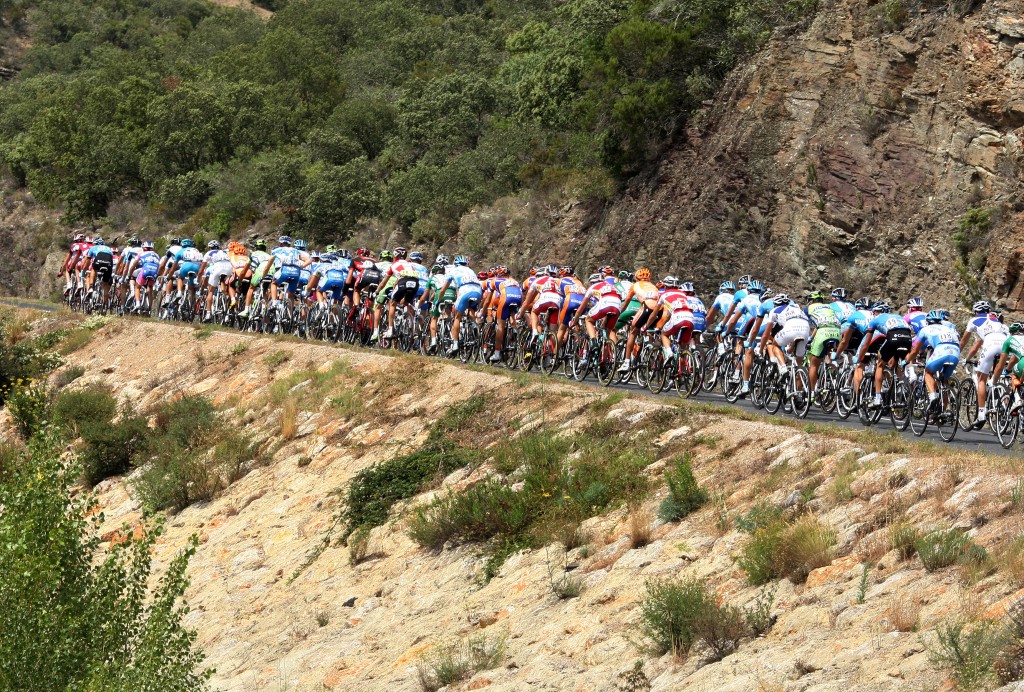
(13, 318, 1024, 691)
(456, 0, 1023, 312)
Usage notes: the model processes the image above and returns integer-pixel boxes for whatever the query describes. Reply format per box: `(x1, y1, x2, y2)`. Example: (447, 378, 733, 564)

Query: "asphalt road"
(5, 297, 1014, 456)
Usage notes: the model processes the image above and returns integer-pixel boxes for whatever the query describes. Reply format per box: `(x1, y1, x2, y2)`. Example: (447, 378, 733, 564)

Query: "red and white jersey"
(659, 288, 691, 313)
(531, 276, 559, 294)
(387, 259, 419, 278)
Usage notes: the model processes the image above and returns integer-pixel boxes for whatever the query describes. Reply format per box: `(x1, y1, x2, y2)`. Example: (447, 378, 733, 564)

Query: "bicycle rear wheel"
(646, 350, 666, 394)
(540, 332, 559, 375)
(596, 339, 618, 387)
(957, 379, 978, 432)
(937, 381, 960, 442)
(890, 378, 911, 432)
(701, 348, 719, 392)
(909, 384, 929, 436)
(674, 351, 695, 399)
(817, 363, 839, 414)
(836, 369, 856, 419)
(791, 368, 811, 418)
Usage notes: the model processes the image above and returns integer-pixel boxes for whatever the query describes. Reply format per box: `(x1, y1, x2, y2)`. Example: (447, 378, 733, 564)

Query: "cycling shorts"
(925, 345, 960, 380)
(320, 279, 345, 301)
(534, 291, 562, 315)
(587, 298, 621, 330)
(615, 299, 640, 330)
(869, 328, 912, 361)
(454, 284, 482, 313)
(431, 296, 454, 318)
(93, 259, 114, 283)
(776, 320, 811, 357)
(177, 262, 201, 282)
(632, 305, 655, 331)
(558, 294, 585, 326)
(1014, 358, 1024, 379)
(299, 269, 311, 285)
(391, 277, 419, 305)
(664, 311, 694, 346)
(691, 313, 707, 333)
(208, 261, 233, 289)
(495, 286, 522, 321)
(809, 325, 842, 359)
(357, 269, 383, 292)
(978, 335, 1005, 375)
(134, 268, 157, 287)
(275, 265, 301, 293)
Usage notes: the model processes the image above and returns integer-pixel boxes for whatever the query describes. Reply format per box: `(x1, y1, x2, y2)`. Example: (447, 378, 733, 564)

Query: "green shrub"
(738, 514, 836, 584)
(737, 521, 787, 585)
(6, 382, 49, 440)
(744, 584, 777, 636)
(153, 395, 217, 448)
(409, 480, 534, 550)
(133, 446, 223, 513)
(695, 601, 747, 662)
(52, 364, 85, 389)
(928, 619, 1001, 690)
(735, 502, 782, 534)
(0, 432, 211, 689)
(80, 415, 151, 486)
(916, 528, 974, 572)
(658, 454, 708, 522)
(417, 633, 506, 692)
(51, 385, 117, 437)
(638, 577, 713, 656)
(890, 522, 921, 560)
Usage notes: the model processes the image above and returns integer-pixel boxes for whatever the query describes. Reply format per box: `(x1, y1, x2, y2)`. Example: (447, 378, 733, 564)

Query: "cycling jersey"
(120, 247, 141, 272)
(711, 291, 734, 316)
(915, 322, 960, 378)
(134, 250, 161, 285)
(164, 244, 181, 263)
(427, 274, 456, 316)
(806, 302, 841, 358)
(904, 309, 927, 335)
(830, 300, 855, 322)
(806, 302, 840, 328)
(532, 276, 562, 316)
(492, 277, 522, 320)
(248, 251, 273, 284)
(868, 313, 911, 337)
(659, 288, 691, 313)
(685, 295, 707, 332)
(967, 314, 1006, 340)
(558, 276, 586, 325)
(767, 301, 810, 356)
(1002, 335, 1024, 378)
(733, 293, 762, 335)
(272, 246, 306, 268)
(88, 243, 115, 282)
(866, 313, 912, 361)
(631, 281, 659, 306)
(229, 250, 251, 278)
(968, 314, 1009, 375)
(319, 260, 350, 299)
(444, 265, 481, 313)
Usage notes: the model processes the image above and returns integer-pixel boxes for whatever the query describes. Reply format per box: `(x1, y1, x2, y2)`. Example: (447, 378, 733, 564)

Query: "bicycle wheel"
(937, 382, 960, 442)
(596, 339, 618, 387)
(909, 383, 929, 436)
(518, 329, 535, 371)
(763, 369, 783, 414)
(646, 350, 666, 394)
(791, 367, 811, 418)
(817, 363, 839, 414)
(750, 360, 767, 409)
(858, 377, 875, 426)
(836, 369, 855, 419)
(687, 349, 704, 397)
(957, 379, 978, 432)
(997, 399, 1020, 449)
(570, 338, 590, 382)
(540, 332, 559, 375)
(723, 357, 743, 403)
(890, 378, 911, 432)
(674, 351, 695, 399)
(701, 348, 719, 392)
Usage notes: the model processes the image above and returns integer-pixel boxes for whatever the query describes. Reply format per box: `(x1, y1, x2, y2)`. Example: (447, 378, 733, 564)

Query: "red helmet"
(477, 271, 488, 280)
(356, 247, 370, 258)
(73, 233, 85, 243)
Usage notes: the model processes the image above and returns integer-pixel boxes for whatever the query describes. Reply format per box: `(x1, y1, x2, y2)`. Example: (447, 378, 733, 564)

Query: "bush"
(695, 601, 747, 662)
(51, 385, 116, 437)
(637, 577, 712, 656)
(416, 633, 506, 692)
(658, 454, 708, 522)
(0, 432, 211, 689)
(133, 446, 223, 513)
(52, 364, 85, 389)
(916, 528, 973, 572)
(928, 619, 1001, 690)
(890, 522, 920, 561)
(80, 414, 151, 486)
(5, 381, 49, 440)
(738, 514, 836, 585)
(153, 395, 217, 448)
(408, 480, 533, 550)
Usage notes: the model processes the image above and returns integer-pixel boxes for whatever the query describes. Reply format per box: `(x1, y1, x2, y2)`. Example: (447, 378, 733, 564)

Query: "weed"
(348, 526, 370, 566)
(916, 528, 973, 572)
(52, 365, 85, 389)
(315, 610, 330, 628)
(744, 584, 777, 636)
(657, 454, 708, 523)
(735, 502, 782, 534)
(713, 492, 730, 536)
(890, 522, 920, 561)
(996, 603, 1024, 685)
(547, 549, 583, 599)
(856, 562, 871, 604)
(996, 537, 1024, 587)
(1010, 480, 1024, 511)
(192, 325, 215, 340)
(696, 601, 747, 662)
(738, 514, 835, 585)
(133, 446, 223, 512)
(616, 660, 650, 692)
(886, 597, 919, 632)
(280, 397, 298, 439)
(829, 452, 859, 504)
(628, 509, 652, 549)
(416, 632, 506, 692)
(589, 391, 626, 414)
(264, 350, 291, 368)
(637, 577, 711, 656)
(409, 480, 533, 550)
(479, 535, 533, 584)
(57, 327, 96, 354)
(928, 618, 1001, 690)
(230, 342, 249, 356)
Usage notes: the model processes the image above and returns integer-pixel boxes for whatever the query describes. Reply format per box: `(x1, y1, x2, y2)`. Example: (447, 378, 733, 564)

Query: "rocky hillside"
(10, 317, 1024, 690)
(454, 0, 1024, 310)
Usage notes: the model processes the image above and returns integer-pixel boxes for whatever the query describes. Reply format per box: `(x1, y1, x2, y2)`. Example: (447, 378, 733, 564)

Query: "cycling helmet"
(854, 297, 871, 310)
(207, 240, 220, 250)
(720, 280, 736, 292)
(807, 290, 828, 302)
(409, 251, 424, 262)
(588, 272, 603, 285)
(94, 236, 105, 245)
(356, 247, 370, 258)
(142, 240, 154, 249)
(738, 274, 752, 287)
(545, 263, 559, 276)
(598, 265, 614, 276)
(939, 309, 951, 320)
(325, 244, 338, 253)
(618, 270, 631, 280)
(994, 311, 1004, 322)
(254, 239, 267, 251)
(379, 249, 393, 261)
(529, 266, 539, 276)
(870, 301, 889, 313)
(73, 233, 85, 243)
(831, 287, 848, 301)
(454, 255, 469, 266)
(474, 271, 486, 280)
(179, 238, 193, 248)
(774, 293, 790, 305)
(748, 279, 765, 293)
(680, 281, 695, 293)
(431, 264, 444, 274)
(656, 280, 666, 290)
(635, 268, 652, 281)
(495, 265, 509, 277)
(128, 237, 140, 247)
(338, 248, 351, 260)
(535, 265, 551, 277)
(1010, 322, 1024, 335)
(905, 297, 923, 309)
(394, 246, 408, 259)
(559, 265, 574, 277)
(170, 237, 180, 246)
(762, 287, 774, 300)
(310, 249, 321, 259)
(294, 239, 307, 250)
(925, 310, 944, 323)
(973, 300, 991, 314)
(663, 276, 679, 288)
(277, 235, 292, 246)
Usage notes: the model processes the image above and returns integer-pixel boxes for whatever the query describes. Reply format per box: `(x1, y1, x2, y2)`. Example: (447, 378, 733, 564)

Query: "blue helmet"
(906, 297, 924, 309)
(747, 279, 765, 293)
(871, 301, 890, 313)
(855, 296, 871, 310)
(294, 239, 307, 250)
(720, 280, 736, 292)
(738, 274, 752, 287)
(409, 251, 424, 262)
(94, 236, 105, 245)
(925, 310, 944, 324)
(277, 235, 292, 246)
(180, 238, 194, 248)
(454, 255, 469, 266)
(831, 287, 848, 301)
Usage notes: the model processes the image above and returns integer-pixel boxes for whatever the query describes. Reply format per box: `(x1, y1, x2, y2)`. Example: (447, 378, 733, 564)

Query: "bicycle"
(908, 363, 960, 442)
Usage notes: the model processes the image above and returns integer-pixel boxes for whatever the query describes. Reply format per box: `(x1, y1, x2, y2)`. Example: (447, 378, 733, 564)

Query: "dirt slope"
(13, 319, 1024, 690)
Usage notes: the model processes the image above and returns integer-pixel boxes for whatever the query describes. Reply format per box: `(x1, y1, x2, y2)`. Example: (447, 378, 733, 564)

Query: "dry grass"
(281, 397, 298, 440)
(996, 538, 1024, 587)
(885, 597, 920, 632)
(859, 531, 890, 564)
(628, 509, 652, 549)
(584, 549, 626, 573)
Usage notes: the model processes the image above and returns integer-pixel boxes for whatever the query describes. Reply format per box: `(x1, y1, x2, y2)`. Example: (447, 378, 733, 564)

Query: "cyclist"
(836, 297, 873, 403)
(724, 279, 766, 394)
(904, 297, 927, 335)
(718, 274, 752, 335)
(419, 257, 455, 353)
(656, 277, 695, 359)
(906, 310, 961, 415)
(375, 247, 421, 340)
(124, 240, 161, 311)
(571, 272, 623, 355)
(350, 248, 383, 316)
(156, 237, 182, 302)
(434, 255, 481, 356)
(226, 240, 251, 311)
(960, 300, 1008, 429)
(992, 322, 1024, 414)
(268, 235, 311, 307)
(198, 240, 232, 321)
(84, 236, 116, 305)
(681, 282, 707, 338)
(556, 266, 586, 354)
(58, 233, 91, 294)
(829, 287, 855, 323)
(617, 268, 660, 373)
(238, 239, 272, 318)
(760, 293, 810, 374)
(855, 302, 912, 410)
(805, 290, 842, 400)
(480, 265, 521, 363)
(706, 280, 736, 328)
(516, 264, 561, 352)
(115, 237, 142, 306)
(613, 270, 640, 331)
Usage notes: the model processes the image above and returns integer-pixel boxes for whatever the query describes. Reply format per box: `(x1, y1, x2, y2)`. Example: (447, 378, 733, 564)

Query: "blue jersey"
(904, 310, 927, 335)
(830, 300, 855, 323)
(272, 246, 305, 268)
(868, 313, 910, 336)
(164, 244, 181, 261)
(88, 243, 114, 259)
(734, 293, 761, 333)
(685, 295, 706, 316)
(138, 250, 161, 272)
(843, 310, 872, 337)
(445, 265, 479, 288)
(174, 246, 203, 264)
(757, 297, 776, 318)
(915, 323, 960, 356)
(712, 292, 734, 314)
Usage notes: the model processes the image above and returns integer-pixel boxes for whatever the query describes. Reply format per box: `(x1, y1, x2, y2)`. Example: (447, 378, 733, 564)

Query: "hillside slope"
(17, 319, 1024, 691)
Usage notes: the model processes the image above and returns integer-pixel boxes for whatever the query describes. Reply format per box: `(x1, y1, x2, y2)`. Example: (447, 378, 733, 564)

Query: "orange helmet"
(635, 268, 651, 281)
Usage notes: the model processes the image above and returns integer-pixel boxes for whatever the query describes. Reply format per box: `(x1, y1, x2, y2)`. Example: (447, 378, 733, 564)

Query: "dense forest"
(0, 0, 816, 243)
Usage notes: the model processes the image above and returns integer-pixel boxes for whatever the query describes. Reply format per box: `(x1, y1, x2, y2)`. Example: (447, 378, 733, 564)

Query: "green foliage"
(416, 632, 506, 692)
(638, 577, 711, 655)
(408, 480, 533, 550)
(737, 514, 836, 584)
(80, 413, 151, 486)
(0, 0, 819, 231)
(0, 432, 211, 690)
(928, 619, 1002, 690)
(51, 384, 117, 437)
(0, 311, 64, 403)
(5, 381, 49, 440)
(657, 454, 708, 522)
(915, 527, 982, 572)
